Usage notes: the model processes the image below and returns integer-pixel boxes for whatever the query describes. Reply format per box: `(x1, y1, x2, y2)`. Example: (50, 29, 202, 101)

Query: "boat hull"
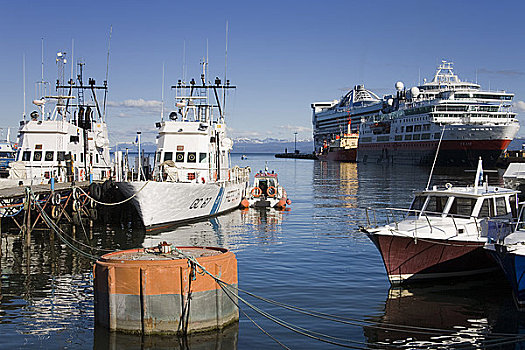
(487, 246, 525, 307)
(118, 181, 247, 229)
(367, 233, 497, 284)
(318, 148, 357, 162)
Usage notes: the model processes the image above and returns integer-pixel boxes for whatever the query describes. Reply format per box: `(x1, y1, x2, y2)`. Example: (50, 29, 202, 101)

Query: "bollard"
(50, 177, 55, 191)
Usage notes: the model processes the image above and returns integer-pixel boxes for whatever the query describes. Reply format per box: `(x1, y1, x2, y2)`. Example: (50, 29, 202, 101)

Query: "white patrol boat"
(117, 60, 250, 229)
(7, 56, 111, 186)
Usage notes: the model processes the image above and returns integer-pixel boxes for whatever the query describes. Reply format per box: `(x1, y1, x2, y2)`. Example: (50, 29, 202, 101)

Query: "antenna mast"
(223, 21, 229, 117)
(161, 63, 165, 121)
(103, 25, 112, 122)
(23, 54, 26, 121)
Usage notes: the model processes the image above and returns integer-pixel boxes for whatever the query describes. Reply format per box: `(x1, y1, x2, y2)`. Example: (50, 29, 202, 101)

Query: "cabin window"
(448, 197, 476, 218)
(405, 135, 412, 140)
(409, 195, 426, 216)
(81, 153, 84, 163)
(199, 153, 207, 163)
(45, 151, 54, 161)
(187, 152, 196, 163)
(57, 151, 65, 161)
(164, 152, 173, 161)
(495, 197, 508, 216)
(414, 125, 422, 132)
(406, 126, 413, 132)
(74, 154, 77, 161)
(424, 196, 448, 215)
(22, 151, 31, 161)
(156, 152, 161, 163)
(33, 151, 42, 161)
(96, 153, 99, 163)
(175, 152, 184, 162)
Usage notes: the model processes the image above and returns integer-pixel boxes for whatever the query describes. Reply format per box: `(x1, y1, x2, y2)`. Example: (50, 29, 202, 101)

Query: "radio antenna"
(103, 25, 112, 122)
(161, 63, 165, 121)
(23, 54, 26, 121)
(223, 21, 229, 117)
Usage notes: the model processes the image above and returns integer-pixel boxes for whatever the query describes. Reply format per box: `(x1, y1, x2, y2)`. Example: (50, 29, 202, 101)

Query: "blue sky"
(1, 0, 525, 144)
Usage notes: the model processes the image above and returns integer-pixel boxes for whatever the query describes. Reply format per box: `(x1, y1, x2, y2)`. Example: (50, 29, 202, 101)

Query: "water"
(2, 153, 525, 349)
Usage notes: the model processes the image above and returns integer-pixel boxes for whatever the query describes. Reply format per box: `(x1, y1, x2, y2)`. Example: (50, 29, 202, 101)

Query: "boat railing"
(363, 207, 490, 237)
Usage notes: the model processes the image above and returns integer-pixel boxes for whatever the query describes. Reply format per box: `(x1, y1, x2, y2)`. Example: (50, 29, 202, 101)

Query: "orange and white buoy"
(94, 245, 238, 334)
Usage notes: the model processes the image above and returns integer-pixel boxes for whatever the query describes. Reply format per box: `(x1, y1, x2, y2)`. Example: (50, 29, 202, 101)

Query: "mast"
(223, 21, 228, 119)
(103, 25, 112, 122)
(22, 54, 26, 121)
(161, 63, 165, 121)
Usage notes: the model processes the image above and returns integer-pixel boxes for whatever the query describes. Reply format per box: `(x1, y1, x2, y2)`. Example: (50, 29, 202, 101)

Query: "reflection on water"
(93, 323, 238, 350)
(364, 279, 525, 349)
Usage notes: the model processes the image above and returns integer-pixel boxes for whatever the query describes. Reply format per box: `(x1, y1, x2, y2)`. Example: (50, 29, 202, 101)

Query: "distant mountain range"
(110, 138, 315, 154)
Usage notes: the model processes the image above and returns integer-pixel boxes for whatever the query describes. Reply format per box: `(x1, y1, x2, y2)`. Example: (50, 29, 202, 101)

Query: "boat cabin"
(254, 171, 278, 197)
(408, 186, 518, 220)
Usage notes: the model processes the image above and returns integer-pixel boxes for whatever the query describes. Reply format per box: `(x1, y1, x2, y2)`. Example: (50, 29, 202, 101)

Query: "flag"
(134, 134, 138, 144)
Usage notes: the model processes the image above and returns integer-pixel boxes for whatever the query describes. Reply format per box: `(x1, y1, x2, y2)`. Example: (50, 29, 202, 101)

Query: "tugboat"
(240, 165, 291, 209)
(0, 128, 16, 178)
(117, 59, 250, 229)
(7, 54, 111, 185)
(317, 119, 358, 162)
(361, 158, 519, 284)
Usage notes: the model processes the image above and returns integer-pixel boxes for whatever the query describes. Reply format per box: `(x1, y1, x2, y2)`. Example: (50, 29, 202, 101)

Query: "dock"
(275, 152, 318, 160)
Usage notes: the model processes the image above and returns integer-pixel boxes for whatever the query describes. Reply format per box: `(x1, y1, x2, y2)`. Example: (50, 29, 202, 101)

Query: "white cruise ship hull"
(357, 123, 518, 166)
(118, 181, 247, 229)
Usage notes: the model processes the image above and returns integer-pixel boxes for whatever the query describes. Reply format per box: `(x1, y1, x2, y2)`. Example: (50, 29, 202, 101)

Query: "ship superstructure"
(312, 61, 519, 166)
(8, 55, 111, 184)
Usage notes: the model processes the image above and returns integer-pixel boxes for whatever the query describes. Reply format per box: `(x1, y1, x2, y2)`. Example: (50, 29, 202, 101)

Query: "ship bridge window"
(57, 151, 65, 161)
(22, 151, 31, 161)
(424, 196, 448, 216)
(199, 153, 207, 163)
(409, 195, 426, 216)
(0, 152, 13, 158)
(175, 152, 184, 162)
(448, 197, 476, 218)
(164, 152, 173, 161)
(406, 126, 413, 132)
(495, 197, 509, 216)
(478, 198, 495, 218)
(187, 152, 196, 163)
(414, 125, 422, 132)
(33, 151, 42, 161)
(45, 151, 54, 161)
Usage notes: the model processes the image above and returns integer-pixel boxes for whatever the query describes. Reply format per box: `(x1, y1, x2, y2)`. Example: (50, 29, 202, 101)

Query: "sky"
(1, 0, 525, 145)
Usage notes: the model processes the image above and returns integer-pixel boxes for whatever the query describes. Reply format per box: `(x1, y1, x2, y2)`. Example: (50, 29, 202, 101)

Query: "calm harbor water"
(2, 153, 525, 349)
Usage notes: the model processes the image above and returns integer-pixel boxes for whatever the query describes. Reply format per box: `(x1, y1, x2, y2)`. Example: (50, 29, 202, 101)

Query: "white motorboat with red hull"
(361, 159, 519, 284)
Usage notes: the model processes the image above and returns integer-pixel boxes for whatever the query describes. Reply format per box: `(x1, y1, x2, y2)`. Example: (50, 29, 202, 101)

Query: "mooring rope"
(73, 181, 149, 206)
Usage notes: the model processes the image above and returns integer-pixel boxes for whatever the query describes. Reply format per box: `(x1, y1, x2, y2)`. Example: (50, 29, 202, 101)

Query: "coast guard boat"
(117, 60, 250, 229)
(361, 159, 519, 284)
(0, 128, 16, 177)
(7, 56, 111, 185)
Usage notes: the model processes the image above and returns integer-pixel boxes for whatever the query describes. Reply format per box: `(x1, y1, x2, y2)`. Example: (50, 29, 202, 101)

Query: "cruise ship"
(311, 61, 519, 166)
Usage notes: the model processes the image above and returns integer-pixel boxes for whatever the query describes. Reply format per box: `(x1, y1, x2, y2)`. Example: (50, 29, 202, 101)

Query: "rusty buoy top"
(94, 243, 239, 335)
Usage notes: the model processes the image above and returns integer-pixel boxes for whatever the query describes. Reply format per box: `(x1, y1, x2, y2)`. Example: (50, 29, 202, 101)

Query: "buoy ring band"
(251, 187, 262, 198)
(267, 186, 277, 197)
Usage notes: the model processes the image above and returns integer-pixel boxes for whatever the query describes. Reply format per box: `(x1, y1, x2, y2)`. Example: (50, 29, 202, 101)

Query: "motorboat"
(361, 159, 519, 284)
(240, 165, 291, 209)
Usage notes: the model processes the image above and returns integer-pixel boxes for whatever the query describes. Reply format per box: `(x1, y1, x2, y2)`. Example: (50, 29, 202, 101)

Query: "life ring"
(267, 186, 277, 197)
(251, 187, 262, 198)
(79, 169, 85, 181)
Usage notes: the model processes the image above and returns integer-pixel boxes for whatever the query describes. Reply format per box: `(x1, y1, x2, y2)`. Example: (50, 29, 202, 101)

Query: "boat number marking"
(189, 197, 212, 209)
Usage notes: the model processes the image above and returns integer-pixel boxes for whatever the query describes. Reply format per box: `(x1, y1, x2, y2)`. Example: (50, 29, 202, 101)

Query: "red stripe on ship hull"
(318, 149, 357, 162)
(359, 139, 511, 151)
(368, 234, 497, 284)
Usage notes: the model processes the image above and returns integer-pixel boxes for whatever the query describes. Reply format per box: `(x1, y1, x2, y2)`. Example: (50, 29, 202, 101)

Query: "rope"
(74, 181, 149, 206)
